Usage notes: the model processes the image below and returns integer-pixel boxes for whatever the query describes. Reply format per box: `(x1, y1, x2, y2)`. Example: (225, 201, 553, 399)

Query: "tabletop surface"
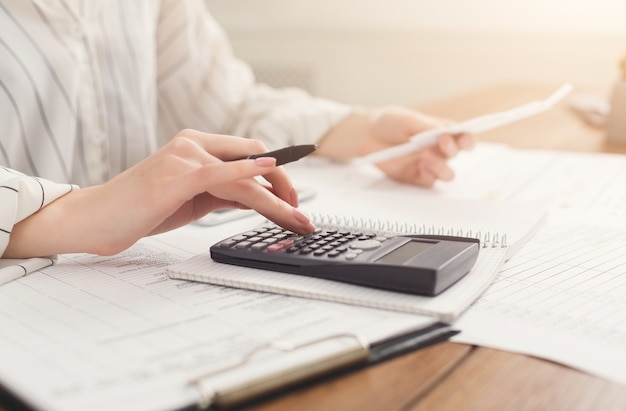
(2, 83, 626, 411)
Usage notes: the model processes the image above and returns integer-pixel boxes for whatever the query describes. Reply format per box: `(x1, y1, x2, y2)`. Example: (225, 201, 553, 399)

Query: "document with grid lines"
(454, 214, 626, 384)
(442, 143, 626, 384)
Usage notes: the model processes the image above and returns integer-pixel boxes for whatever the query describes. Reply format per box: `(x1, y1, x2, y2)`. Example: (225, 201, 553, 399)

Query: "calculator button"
(350, 239, 382, 250)
(278, 239, 295, 248)
(267, 243, 286, 252)
(327, 251, 341, 257)
(219, 239, 238, 248)
(345, 252, 359, 260)
(235, 241, 252, 249)
(313, 250, 327, 256)
(251, 243, 268, 251)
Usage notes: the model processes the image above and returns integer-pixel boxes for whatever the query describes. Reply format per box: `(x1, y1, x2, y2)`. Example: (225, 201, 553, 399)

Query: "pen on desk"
(239, 144, 318, 166)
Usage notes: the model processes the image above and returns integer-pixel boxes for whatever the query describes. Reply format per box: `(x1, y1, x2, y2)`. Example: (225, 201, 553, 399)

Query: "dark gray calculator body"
(210, 224, 480, 296)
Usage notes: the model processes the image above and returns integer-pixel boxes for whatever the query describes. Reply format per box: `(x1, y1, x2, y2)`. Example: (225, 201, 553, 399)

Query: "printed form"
(0, 230, 435, 411)
(436, 143, 626, 384)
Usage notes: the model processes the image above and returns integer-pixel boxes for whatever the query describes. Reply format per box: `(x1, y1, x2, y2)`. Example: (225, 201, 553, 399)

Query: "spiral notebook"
(168, 194, 547, 322)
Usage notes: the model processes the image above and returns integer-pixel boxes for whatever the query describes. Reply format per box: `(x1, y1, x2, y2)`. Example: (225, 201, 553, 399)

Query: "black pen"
(240, 144, 317, 166)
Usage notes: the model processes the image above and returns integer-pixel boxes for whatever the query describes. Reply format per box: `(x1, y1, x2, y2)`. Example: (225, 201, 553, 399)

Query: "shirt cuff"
(0, 256, 57, 286)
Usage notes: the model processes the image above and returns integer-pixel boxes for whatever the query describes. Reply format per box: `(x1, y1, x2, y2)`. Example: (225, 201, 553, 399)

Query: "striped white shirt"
(0, 167, 75, 284)
(0, 0, 352, 282)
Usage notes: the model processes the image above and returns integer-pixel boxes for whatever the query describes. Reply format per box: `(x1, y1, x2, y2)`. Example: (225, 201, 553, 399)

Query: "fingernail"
(255, 157, 276, 167)
(293, 208, 311, 225)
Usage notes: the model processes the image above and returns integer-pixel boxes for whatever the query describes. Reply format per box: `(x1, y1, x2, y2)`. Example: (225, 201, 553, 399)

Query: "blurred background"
(206, 0, 626, 106)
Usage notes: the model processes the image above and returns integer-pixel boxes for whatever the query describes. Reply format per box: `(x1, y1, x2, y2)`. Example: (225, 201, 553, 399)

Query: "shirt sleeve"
(155, 0, 354, 149)
(0, 167, 76, 285)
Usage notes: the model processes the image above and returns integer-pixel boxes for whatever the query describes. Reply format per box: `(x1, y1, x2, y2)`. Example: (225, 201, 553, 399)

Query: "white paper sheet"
(439, 143, 626, 384)
(453, 214, 626, 384)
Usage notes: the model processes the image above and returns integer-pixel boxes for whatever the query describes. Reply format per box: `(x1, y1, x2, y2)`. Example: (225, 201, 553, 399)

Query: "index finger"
(175, 129, 268, 161)
(211, 178, 315, 235)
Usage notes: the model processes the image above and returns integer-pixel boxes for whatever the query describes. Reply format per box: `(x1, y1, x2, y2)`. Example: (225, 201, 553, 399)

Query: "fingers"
(437, 134, 459, 157)
(156, 129, 297, 212)
(378, 147, 455, 188)
(258, 168, 298, 207)
(405, 150, 452, 183)
(169, 129, 298, 207)
(207, 160, 297, 208)
(256, 196, 316, 235)
(366, 107, 476, 188)
(198, 157, 278, 185)
(174, 128, 269, 161)
(456, 133, 475, 150)
(172, 150, 310, 232)
(408, 151, 455, 187)
(208, 179, 316, 235)
(436, 133, 475, 158)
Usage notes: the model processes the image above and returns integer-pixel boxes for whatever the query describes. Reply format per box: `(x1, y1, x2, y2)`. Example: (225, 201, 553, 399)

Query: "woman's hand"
(317, 106, 474, 187)
(5, 129, 315, 258)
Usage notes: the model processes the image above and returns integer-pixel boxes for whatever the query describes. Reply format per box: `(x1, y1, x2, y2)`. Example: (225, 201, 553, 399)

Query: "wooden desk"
(242, 84, 626, 411)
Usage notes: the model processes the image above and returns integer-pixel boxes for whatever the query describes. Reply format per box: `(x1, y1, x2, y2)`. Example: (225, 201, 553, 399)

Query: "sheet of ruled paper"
(454, 214, 626, 384)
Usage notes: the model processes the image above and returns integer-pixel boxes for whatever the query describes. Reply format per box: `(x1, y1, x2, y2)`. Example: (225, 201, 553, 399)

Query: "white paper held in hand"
(356, 83, 573, 165)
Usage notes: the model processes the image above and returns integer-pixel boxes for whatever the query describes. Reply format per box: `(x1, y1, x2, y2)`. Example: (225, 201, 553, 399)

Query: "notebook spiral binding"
(308, 212, 508, 249)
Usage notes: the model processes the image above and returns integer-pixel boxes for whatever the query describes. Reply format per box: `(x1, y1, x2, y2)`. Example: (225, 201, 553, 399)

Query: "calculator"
(210, 223, 480, 296)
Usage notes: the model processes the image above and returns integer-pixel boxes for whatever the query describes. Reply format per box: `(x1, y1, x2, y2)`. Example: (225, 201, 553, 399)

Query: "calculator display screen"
(375, 240, 435, 265)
